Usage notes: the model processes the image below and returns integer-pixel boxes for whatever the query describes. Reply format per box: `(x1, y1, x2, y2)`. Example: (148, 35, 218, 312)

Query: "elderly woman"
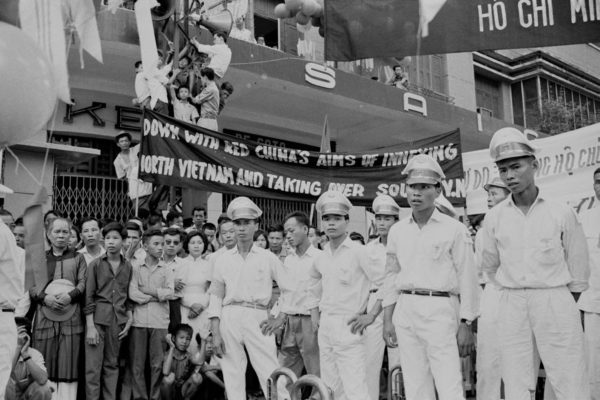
(28, 217, 87, 400)
(176, 231, 211, 355)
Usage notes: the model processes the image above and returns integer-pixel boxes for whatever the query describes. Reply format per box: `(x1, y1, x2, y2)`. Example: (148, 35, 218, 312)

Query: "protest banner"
(139, 109, 466, 207)
(325, 0, 600, 61)
(463, 123, 600, 215)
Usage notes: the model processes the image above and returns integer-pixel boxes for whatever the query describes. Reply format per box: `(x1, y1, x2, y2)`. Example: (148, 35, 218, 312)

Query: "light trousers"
(393, 294, 464, 400)
(499, 287, 588, 400)
(0, 312, 17, 400)
(219, 306, 287, 400)
(584, 311, 600, 400)
(318, 313, 371, 400)
(364, 294, 401, 400)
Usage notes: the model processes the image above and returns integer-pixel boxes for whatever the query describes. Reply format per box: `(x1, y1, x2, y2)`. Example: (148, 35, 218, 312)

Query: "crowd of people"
(132, 30, 234, 132)
(1, 127, 599, 400)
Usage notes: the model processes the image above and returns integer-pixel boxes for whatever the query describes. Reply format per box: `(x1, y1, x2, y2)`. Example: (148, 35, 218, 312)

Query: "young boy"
(169, 83, 199, 124)
(113, 131, 153, 204)
(161, 324, 203, 400)
(84, 222, 133, 400)
(128, 229, 176, 400)
(191, 67, 220, 131)
(132, 61, 151, 108)
(198, 333, 226, 400)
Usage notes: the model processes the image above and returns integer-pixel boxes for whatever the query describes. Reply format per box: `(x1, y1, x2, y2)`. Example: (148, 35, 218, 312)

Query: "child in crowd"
(161, 324, 203, 400)
(132, 61, 151, 109)
(191, 67, 220, 131)
(128, 229, 176, 400)
(84, 222, 133, 400)
(169, 83, 199, 124)
(198, 333, 226, 400)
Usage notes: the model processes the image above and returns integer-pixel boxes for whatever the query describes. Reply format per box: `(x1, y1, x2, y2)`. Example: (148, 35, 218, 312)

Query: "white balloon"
(274, 3, 292, 18)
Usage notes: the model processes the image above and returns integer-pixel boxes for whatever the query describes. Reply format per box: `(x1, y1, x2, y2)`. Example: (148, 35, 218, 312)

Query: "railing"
(53, 173, 134, 226)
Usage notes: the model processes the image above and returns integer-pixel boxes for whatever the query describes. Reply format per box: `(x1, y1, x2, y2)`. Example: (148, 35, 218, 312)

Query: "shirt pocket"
(430, 239, 451, 261)
(338, 265, 353, 286)
(534, 237, 563, 265)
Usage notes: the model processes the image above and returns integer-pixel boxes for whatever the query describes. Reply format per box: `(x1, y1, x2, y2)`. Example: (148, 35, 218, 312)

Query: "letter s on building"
(305, 63, 336, 89)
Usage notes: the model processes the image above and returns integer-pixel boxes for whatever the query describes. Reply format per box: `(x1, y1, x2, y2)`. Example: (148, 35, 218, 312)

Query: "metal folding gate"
(53, 173, 134, 226)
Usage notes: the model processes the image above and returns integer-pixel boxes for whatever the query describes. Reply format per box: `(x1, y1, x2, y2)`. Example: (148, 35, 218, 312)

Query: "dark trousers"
(85, 318, 124, 400)
(129, 327, 167, 400)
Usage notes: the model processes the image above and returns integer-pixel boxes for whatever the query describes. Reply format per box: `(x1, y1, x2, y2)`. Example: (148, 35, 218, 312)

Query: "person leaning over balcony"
(191, 67, 220, 132)
(386, 65, 409, 90)
(480, 128, 590, 400)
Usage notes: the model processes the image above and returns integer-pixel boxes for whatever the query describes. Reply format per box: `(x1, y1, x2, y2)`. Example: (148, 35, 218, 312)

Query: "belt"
(400, 289, 450, 297)
(369, 289, 378, 294)
(1, 308, 15, 313)
(226, 301, 267, 310)
(287, 313, 310, 318)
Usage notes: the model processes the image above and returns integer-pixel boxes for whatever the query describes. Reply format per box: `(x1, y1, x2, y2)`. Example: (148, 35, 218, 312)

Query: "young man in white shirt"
(261, 211, 322, 380)
(382, 154, 479, 400)
(481, 127, 590, 400)
(190, 32, 232, 79)
(307, 190, 384, 400)
(207, 197, 288, 400)
(577, 166, 600, 399)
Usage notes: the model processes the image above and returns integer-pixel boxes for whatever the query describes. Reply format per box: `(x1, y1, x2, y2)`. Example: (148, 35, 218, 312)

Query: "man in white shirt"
(78, 218, 106, 265)
(113, 132, 153, 203)
(207, 197, 288, 400)
(578, 166, 600, 399)
(348, 195, 402, 400)
(191, 32, 232, 79)
(475, 176, 510, 400)
(382, 154, 479, 400)
(306, 190, 384, 400)
(229, 17, 256, 43)
(481, 127, 590, 400)
(260, 211, 322, 380)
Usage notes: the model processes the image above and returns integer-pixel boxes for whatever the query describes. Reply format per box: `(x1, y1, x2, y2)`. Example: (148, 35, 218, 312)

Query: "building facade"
(2, 1, 599, 232)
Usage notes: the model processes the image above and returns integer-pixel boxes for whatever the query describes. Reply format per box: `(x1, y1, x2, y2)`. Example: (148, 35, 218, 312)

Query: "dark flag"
(325, 0, 600, 61)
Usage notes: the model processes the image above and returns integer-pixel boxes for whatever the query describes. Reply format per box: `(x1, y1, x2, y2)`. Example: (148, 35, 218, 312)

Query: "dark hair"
(137, 208, 150, 220)
(217, 214, 230, 225)
(349, 231, 365, 245)
(192, 207, 206, 215)
(142, 228, 164, 243)
(70, 225, 81, 242)
(135, 61, 142, 68)
(214, 31, 227, 42)
(253, 230, 269, 249)
(14, 217, 23, 227)
(594, 167, 600, 176)
(81, 217, 102, 230)
(115, 131, 132, 143)
(164, 227, 184, 241)
(166, 211, 182, 225)
(267, 224, 284, 234)
(184, 231, 209, 254)
(148, 213, 164, 228)
(174, 323, 193, 338)
(284, 211, 310, 228)
(102, 222, 127, 239)
(44, 210, 60, 224)
(221, 81, 234, 94)
(200, 67, 215, 81)
(393, 64, 403, 71)
(125, 222, 142, 235)
(202, 222, 216, 232)
(218, 217, 233, 232)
